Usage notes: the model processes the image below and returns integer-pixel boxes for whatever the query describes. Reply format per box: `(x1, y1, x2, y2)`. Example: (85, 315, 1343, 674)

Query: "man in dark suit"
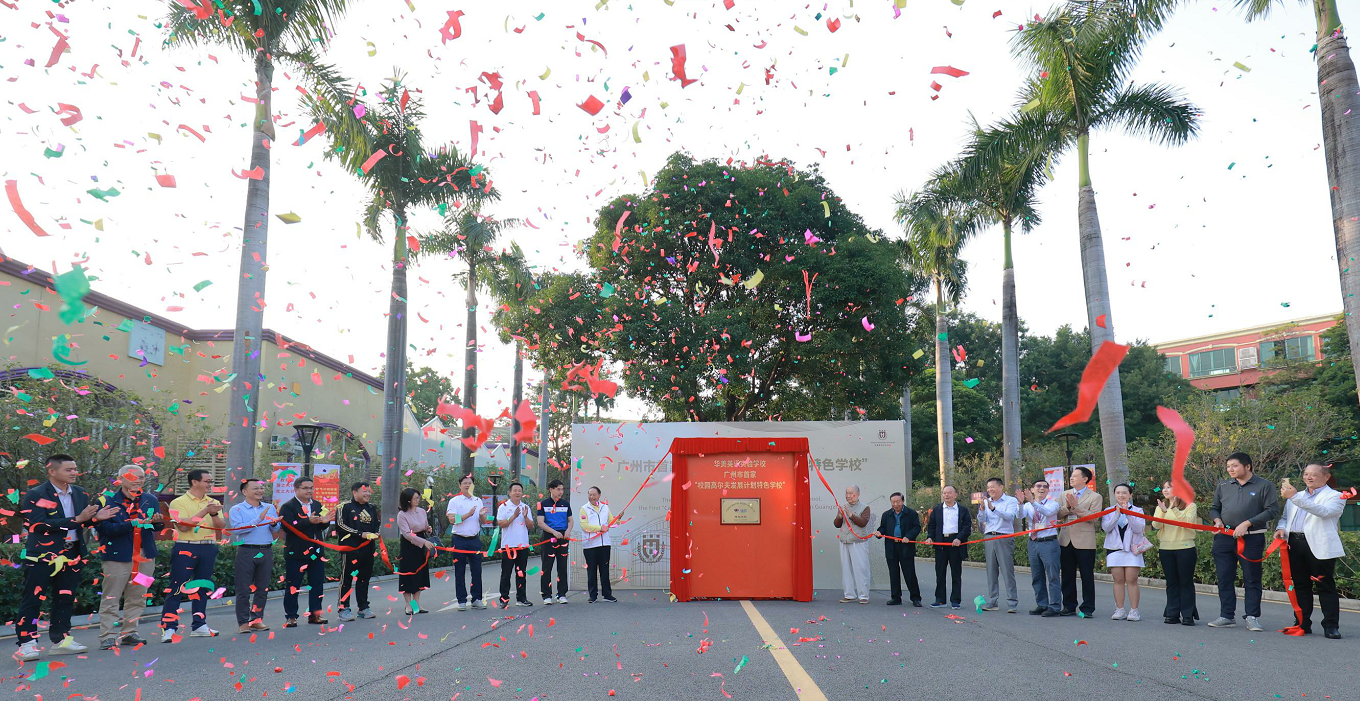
(878, 492, 922, 606)
(279, 476, 333, 627)
(927, 485, 972, 610)
(14, 454, 118, 660)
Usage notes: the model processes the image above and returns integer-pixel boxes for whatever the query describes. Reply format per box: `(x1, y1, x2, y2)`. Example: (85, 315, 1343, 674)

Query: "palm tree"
(1237, 0, 1360, 408)
(434, 211, 516, 476)
(301, 74, 484, 534)
(1002, 1, 1199, 490)
(896, 191, 973, 489)
(488, 243, 535, 481)
(937, 120, 1051, 487)
(163, 0, 356, 503)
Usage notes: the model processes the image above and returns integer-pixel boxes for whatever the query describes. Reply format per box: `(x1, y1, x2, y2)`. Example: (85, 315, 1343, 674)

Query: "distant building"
(1153, 313, 1339, 402)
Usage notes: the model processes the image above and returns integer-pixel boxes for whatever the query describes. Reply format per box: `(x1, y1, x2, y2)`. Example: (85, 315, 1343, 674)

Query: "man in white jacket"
(1275, 463, 1346, 639)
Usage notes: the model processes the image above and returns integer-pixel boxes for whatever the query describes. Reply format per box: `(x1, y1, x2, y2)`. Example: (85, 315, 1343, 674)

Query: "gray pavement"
(5, 560, 1355, 700)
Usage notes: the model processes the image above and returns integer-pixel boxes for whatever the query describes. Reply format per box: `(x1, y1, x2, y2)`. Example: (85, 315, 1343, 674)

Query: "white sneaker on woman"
(1126, 609, 1141, 622)
(1111, 608, 1127, 620)
(15, 641, 40, 660)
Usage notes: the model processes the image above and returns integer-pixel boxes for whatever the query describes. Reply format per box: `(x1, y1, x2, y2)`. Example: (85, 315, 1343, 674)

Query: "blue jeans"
(161, 543, 218, 631)
(1028, 538, 1061, 611)
(450, 534, 483, 604)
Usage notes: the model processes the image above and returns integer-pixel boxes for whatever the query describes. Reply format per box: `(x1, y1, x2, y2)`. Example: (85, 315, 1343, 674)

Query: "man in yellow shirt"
(160, 469, 224, 642)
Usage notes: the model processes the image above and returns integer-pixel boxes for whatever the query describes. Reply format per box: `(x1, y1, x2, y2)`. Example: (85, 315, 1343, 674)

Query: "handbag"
(1131, 532, 1154, 555)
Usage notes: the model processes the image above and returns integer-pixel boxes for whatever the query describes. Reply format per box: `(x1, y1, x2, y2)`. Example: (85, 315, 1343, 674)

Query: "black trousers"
(584, 546, 613, 599)
(284, 556, 326, 619)
(1060, 544, 1096, 615)
(1288, 534, 1340, 630)
(500, 547, 530, 603)
(933, 545, 963, 605)
(1212, 533, 1264, 619)
(14, 545, 82, 645)
(885, 541, 921, 603)
(339, 544, 375, 611)
(1159, 547, 1199, 621)
(540, 540, 570, 598)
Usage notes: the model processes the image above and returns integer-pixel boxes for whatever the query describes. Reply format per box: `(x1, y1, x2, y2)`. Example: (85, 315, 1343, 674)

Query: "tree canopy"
(499, 152, 922, 421)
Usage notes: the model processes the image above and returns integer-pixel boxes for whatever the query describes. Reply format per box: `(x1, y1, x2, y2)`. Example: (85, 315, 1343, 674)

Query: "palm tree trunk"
(225, 51, 275, 505)
(379, 209, 409, 538)
(510, 342, 523, 483)
(1000, 219, 1021, 488)
(1314, 4, 1360, 409)
(900, 384, 912, 493)
(934, 277, 954, 489)
(459, 260, 478, 475)
(537, 375, 551, 489)
(1076, 132, 1130, 494)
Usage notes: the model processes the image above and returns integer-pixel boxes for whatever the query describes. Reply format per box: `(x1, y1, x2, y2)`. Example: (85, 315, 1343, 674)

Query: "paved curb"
(959, 559, 1360, 612)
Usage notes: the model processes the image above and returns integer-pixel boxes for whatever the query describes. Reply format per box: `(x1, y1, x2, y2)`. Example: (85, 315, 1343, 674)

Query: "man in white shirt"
(927, 486, 972, 609)
(1275, 463, 1346, 639)
(977, 477, 1020, 613)
(1017, 479, 1062, 616)
(496, 482, 534, 608)
(446, 474, 489, 610)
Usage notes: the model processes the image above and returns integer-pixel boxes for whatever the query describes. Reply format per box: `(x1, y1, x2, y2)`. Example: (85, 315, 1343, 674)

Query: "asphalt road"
(5, 560, 1354, 700)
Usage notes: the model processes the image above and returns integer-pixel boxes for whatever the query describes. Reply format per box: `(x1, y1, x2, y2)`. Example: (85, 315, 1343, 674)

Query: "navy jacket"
(94, 489, 161, 562)
(21, 481, 92, 557)
(926, 502, 973, 544)
(878, 507, 922, 554)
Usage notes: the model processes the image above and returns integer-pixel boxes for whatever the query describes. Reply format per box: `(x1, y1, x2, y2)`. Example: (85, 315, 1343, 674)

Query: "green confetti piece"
(87, 187, 121, 201)
(43, 147, 63, 159)
(183, 578, 215, 590)
(973, 595, 986, 613)
(534, 12, 545, 20)
(601, 282, 616, 298)
(527, 566, 540, 576)
(411, 600, 421, 613)
(27, 661, 54, 680)
(937, 332, 948, 341)
(53, 266, 92, 324)
(962, 378, 980, 389)
(27, 367, 55, 380)
(116, 319, 135, 332)
(193, 280, 213, 292)
(734, 655, 749, 673)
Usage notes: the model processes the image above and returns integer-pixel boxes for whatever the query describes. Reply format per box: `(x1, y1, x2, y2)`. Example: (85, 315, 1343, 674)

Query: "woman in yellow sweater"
(1152, 480, 1200, 626)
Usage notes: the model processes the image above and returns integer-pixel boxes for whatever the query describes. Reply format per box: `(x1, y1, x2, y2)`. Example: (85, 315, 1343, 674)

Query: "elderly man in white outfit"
(1275, 463, 1346, 639)
(834, 485, 874, 604)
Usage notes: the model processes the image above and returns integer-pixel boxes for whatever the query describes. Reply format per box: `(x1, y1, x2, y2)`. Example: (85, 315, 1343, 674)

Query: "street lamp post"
(1053, 431, 1081, 476)
(294, 424, 324, 478)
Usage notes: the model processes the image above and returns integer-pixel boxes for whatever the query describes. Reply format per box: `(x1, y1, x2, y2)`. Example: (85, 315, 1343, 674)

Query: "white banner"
(568, 421, 907, 590)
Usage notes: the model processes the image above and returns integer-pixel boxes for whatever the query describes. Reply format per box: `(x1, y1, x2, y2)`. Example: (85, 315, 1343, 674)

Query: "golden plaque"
(721, 498, 761, 525)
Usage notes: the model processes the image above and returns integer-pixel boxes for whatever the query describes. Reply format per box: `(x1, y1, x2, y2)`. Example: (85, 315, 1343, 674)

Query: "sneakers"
(1041, 609, 1061, 618)
(1207, 616, 1236, 628)
(470, 600, 487, 610)
(357, 609, 375, 619)
(15, 641, 40, 661)
(515, 600, 533, 607)
(1245, 616, 1263, 632)
(119, 633, 146, 646)
(190, 626, 217, 637)
(160, 628, 176, 643)
(557, 596, 569, 605)
(602, 596, 619, 603)
(951, 604, 961, 610)
(49, 637, 87, 655)
(929, 602, 947, 609)
(838, 597, 856, 603)
(1126, 609, 1141, 622)
(456, 602, 468, 612)
(1111, 608, 1127, 620)
(588, 598, 598, 604)
(100, 638, 117, 651)
(981, 604, 1000, 612)
(337, 608, 356, 622)
(543, 597, 555, 605)
(1007, 608, 1018, 614)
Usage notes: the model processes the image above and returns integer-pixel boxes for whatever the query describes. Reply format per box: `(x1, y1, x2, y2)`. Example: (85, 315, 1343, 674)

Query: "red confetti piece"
(488, 677, 502, 688)
(22, 433, 57, 446)
(396, 675, 410, 690)
(1157, 406, 1197, 504)
(440, 10, 465, 43)
(670, 44, 698, 88)
(5, 179, 50, 237)
(232, 166, 264, 180)
(930, 65, 970, 78)
(578, 95, 605, 116)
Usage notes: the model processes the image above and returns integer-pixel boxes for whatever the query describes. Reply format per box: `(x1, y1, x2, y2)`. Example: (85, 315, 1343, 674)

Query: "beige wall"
(2, 260, 386, 475)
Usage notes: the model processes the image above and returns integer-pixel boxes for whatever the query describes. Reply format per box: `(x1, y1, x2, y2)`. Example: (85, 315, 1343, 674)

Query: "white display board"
(568, 421, 907, 591)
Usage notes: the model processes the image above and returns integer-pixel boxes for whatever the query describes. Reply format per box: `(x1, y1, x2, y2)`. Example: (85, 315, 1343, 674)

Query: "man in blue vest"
(537, 480, 573, 605)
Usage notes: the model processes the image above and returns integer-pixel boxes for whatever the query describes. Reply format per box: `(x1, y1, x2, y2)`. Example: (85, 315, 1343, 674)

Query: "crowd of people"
(834, 453, 1346, 640)
(12, 455, 618, 662)
(11, 450, 1347, 664)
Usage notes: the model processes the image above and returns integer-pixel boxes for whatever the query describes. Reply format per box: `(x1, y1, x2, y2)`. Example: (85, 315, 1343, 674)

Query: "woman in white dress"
(1101, 483, 1146, 621)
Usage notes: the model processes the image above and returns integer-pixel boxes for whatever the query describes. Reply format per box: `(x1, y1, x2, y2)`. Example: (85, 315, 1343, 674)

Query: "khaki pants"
(99, 559, 155, 641)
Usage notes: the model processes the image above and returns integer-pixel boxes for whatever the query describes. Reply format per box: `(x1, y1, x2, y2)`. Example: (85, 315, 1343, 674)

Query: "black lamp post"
(1052, 431, 1081, 472)
(294, 424, 324, 478)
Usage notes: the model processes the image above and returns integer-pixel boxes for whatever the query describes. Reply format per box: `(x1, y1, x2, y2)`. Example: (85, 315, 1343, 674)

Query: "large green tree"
(1003, 1, 1200, 493)
(302, 75, 486, 535)
(502, 152, 920, 422)
(378, 363, 457, 425)
(163, 0, 355, 503)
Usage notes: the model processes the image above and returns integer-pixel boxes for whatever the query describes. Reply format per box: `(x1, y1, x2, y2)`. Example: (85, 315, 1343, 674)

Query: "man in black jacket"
(15, 454, 118, 660)
(279, 476, 333, 627)
(926, 486, 972, 610)
(336, 482, 379, 622)
(878, 492, 922, 606)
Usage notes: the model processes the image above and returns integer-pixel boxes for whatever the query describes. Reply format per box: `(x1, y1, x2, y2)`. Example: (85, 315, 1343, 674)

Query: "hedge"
(0, 531, 503, 626)
(948, 530, 1360, 599)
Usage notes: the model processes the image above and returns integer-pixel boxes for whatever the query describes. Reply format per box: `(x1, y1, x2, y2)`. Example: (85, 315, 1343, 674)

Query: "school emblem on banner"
(636, 532, 666, 565)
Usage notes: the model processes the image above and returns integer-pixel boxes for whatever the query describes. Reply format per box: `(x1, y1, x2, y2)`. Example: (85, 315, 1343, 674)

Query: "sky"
(0, 0, 1351, 422)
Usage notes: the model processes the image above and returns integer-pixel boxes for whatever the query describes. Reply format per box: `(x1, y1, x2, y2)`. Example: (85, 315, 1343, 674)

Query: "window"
(1188, 348, 1237, 378)
(1163, 355, 1183, 377)
(1212, 387, 1241, 405)
(1259, 335, 1316, 363)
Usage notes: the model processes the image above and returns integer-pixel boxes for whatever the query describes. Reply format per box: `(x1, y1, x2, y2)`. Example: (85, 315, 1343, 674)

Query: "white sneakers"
(337, 609, 356, 622)
(456, 602, 468, 611)
(543, 597, 555, 605)
(1111, 608, 1127, 620)
(557, 595, 569, 605)
(1126, 609, 1142, 622)
(190, 626, 217, 637)
(160, 628, 175, 643)
(1110, 608, 1141, 621)
(15, 642, 40, 661)
(49, 637, 87, 655)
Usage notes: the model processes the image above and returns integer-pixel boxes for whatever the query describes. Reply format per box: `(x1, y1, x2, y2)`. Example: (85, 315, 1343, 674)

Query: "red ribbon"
(1047, 341, 1129, 433)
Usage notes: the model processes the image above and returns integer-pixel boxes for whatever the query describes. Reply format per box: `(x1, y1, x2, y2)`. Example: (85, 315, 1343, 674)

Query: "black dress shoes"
(1324, 627, 1341, 639)
(1163, 617, 1179, 624)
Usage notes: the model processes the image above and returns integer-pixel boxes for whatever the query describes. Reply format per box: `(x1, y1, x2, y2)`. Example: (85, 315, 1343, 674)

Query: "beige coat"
(1057, 488, 1103, 550)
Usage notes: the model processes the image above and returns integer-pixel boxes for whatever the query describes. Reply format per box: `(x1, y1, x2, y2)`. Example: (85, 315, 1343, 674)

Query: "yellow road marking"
(739, 600, 829, 701)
